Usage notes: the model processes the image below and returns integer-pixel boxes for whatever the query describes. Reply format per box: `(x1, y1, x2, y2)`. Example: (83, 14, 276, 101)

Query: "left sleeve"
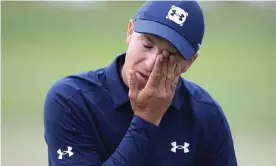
(195, 105, 238, 166)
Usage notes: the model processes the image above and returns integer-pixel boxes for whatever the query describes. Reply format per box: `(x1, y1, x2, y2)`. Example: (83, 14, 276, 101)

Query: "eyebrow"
(143, 34, 178, 55)
(143, 34, 154, 44)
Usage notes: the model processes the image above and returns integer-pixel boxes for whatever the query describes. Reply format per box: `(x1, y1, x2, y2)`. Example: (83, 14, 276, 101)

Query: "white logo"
(166, 5, 188, 26)
(57, 146, 74, 159)
(171, 141, 189, 153)
(197, 43, 201, 54)
(198, 43, 201, 49)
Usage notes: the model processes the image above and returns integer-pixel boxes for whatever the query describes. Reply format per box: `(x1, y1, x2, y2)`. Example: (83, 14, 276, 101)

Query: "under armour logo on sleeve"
(57, 146, 74, 159)
(171, 141, 189, 153)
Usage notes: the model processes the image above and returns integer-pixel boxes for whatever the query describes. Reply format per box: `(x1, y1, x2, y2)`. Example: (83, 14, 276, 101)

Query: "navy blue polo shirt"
(44, 53, 237, 166)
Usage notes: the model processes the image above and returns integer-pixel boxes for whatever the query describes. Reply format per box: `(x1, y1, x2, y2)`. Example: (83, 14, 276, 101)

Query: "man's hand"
(128, 51, 182, 126)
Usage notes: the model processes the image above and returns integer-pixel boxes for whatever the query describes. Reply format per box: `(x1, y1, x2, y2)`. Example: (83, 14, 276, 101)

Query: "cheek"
(174, 58, 185, 71)
(178, 60, 189, 72)
(125, 51, 145, 69)
(127, 46, 148, 65)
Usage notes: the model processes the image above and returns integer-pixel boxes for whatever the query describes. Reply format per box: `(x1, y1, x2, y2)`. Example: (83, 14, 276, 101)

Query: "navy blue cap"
(134, 1, 205, 60)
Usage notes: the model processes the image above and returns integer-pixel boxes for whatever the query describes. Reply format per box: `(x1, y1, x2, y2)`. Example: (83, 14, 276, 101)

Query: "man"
(44, 1, 237, 166)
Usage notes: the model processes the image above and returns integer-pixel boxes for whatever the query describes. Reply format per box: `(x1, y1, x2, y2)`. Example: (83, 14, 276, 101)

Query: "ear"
(182, 53, 199, 73)
(126, 19, 135, 45)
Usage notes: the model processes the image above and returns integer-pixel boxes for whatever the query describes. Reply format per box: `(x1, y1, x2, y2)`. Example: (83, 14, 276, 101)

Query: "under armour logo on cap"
(171, 141, 190, 153)
(57, 146, 74, 159)
(166, 5, 188, 26)
(134, 1, 204, 60)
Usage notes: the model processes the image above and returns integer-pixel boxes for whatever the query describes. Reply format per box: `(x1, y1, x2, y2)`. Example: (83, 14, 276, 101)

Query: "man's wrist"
(134, 112, 162, 126)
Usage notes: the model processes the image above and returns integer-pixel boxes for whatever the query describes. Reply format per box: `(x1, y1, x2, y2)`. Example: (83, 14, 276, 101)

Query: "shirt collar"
(105, 53, 184, 111)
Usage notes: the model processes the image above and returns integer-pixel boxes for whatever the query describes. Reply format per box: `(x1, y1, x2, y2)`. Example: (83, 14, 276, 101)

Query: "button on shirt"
(44, 53, 237, 166)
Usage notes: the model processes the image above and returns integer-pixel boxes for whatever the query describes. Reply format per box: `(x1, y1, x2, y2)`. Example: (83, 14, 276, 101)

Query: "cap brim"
(134, 19, 195, 61)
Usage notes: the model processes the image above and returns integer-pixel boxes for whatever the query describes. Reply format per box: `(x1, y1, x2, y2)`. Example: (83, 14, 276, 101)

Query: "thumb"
(128, 69, 139, 100)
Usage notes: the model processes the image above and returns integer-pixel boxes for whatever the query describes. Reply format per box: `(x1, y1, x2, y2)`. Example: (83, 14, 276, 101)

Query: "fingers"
(146, 51, 168, 89)
(128, 69, 139, 100)
(171, 63, 182, 91)
(145, 50, 181, 94)
(159, 51, 170, 89)
(165, 55, 176, 92)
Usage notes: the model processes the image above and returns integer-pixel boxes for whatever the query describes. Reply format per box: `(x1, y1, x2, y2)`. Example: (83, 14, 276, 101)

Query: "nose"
(145, 50, 161, 74)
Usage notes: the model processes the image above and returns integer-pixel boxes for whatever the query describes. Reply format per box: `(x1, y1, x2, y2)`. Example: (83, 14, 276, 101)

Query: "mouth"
(137, 72, 149, 81)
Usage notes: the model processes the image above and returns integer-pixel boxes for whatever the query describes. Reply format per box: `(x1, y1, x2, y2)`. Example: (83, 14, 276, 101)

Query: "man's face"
(122, 20, 197, 90)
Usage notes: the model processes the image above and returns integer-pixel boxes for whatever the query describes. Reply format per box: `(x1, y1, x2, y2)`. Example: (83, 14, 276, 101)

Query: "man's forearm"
(102, 114, 159, 166)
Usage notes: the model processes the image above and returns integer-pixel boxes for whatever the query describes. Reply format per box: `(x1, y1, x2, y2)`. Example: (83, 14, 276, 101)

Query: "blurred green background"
(2, 1, 276, 166)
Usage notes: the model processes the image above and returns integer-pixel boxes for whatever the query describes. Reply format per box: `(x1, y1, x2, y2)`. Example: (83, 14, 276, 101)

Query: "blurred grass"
(2, 1, 276, 166)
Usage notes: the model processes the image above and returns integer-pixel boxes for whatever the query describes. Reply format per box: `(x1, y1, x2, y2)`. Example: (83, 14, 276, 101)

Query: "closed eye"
(143, 44, 153, 49)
